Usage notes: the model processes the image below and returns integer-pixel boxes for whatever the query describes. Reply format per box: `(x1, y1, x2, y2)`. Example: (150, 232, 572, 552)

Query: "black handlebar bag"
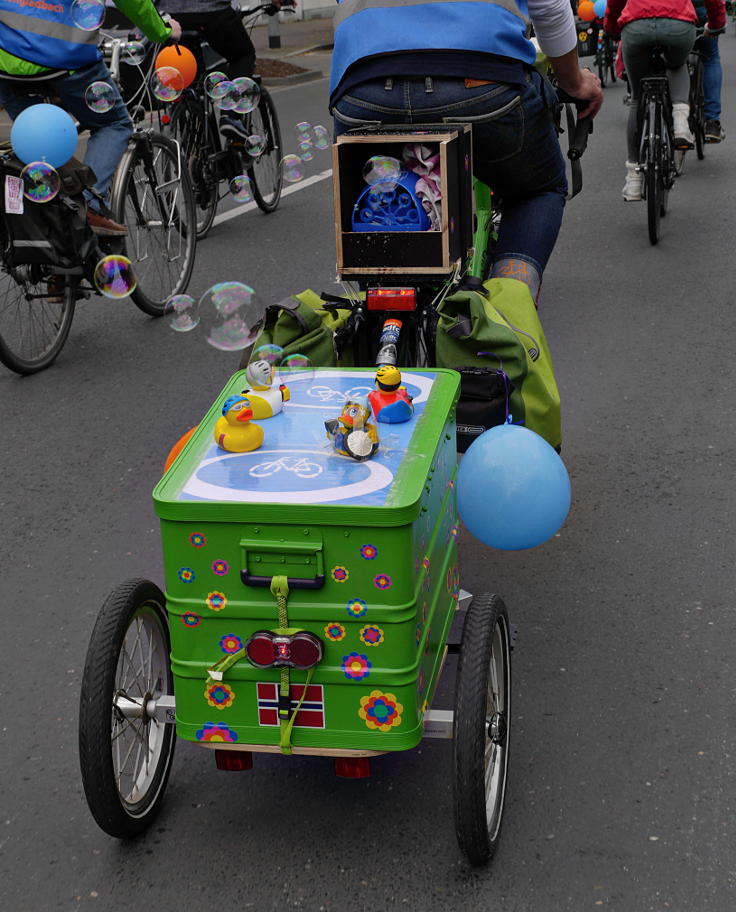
(1, 155, 99, 271)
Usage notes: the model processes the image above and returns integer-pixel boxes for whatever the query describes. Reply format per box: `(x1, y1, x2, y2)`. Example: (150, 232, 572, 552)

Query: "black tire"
(110, 132, 197, 316)
(694, 90, 706, 161)
(79, 579, 176, 839)
(248, 87, 283, 213)
(596, 45, 606, 86)
(168, 96, 220, 240)
(645, 103, 661, 246)
(0, 265, 75, 374)
(453, 593, 512, 866)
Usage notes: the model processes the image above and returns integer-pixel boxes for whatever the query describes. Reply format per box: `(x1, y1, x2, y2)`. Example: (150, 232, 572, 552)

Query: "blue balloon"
(593, 0, 607, 17)
(11, 104, 78, 169)
(457, 424, 571, 550)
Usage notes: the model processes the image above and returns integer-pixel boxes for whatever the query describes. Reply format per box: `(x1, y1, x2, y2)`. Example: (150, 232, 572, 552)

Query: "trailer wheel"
(453, 593, 511, 865)
(79, 579, 176, 838)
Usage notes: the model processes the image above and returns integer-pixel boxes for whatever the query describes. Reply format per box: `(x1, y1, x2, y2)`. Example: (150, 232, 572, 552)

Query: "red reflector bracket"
(215, 749, 253, 771)
(334, 757, 372, 778)
(367, 287, 416, 311)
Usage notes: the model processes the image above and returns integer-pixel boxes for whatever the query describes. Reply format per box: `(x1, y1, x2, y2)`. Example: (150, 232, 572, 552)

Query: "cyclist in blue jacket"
(329, 0, 603, 304)
(0, 0, 181, 236)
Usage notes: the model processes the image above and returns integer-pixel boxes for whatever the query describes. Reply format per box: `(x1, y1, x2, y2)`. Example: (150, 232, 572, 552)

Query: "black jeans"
(176, 7, 256, 79)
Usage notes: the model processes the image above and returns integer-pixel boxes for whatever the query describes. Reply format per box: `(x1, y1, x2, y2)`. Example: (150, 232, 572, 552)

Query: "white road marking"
(212, 168, 333, 226)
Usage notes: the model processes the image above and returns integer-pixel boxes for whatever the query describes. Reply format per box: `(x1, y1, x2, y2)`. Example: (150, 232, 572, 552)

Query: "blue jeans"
(0, 58, 133, 207)
(333, 71, 567, 284)
(698, 35, 721, 121)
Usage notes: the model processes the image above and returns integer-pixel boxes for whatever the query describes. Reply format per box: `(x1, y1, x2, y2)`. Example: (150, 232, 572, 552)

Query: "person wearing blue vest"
(0, 0, 182, 236)
(329, 0, 603, 303)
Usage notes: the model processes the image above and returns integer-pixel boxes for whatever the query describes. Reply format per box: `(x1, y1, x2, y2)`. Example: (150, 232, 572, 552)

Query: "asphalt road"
(2, 40, 736, 912)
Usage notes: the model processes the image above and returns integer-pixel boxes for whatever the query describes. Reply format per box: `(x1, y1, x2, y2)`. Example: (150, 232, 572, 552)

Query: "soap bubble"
(122, 40, 146, 66)
(298, 139, 314, 162)
(93, 255, 137, 299)
(363, 155, 401, 191)
(205, 71, 228, 97)
(167, 294, 199, 332)
(252, 343, 284, 368)
(71, 0, 105, 30)
(151, 67, 184, 102)
(281, 154, 303, 183)
(212, 80, 239, 110)
(313, 125, 330, 150)
(84, 81, 115, 113)
(20, 161, 60, 204)
(201, 282, 262, 351)
(232, 77, 260, 114)
(229, 175, 253, 203)
(278, 353, 314, 389)
(295, 121, 312, 138)
(245, 134, 266, 157)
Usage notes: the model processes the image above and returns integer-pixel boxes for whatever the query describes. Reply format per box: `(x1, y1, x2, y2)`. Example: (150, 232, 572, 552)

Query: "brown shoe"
(47, 275, 65, 304)
(87, 210, 128, 237)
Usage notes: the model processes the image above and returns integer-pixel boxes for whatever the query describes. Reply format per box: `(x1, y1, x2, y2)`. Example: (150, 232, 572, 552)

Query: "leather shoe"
(87, 210, 128, 236)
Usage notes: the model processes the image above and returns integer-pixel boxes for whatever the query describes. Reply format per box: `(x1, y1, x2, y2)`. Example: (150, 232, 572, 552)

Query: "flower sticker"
(417, 668, 424, 695)
(359, 625, 384, 647)
(424, 627, 432, 656)
(196, 721, 238, 742)
(360, 544, 378, 560)
(373, 573, 392, 591)
(205, 682, 235, 709)
(332, 565, 349, 583)
(448, 524, 459, 541)
(219, 633, 243, 654)
(421, 601, 428, 626)
(342, 653, 372, 681)
(359, 690, 403, 731)
(416, 623, 422, 646)
(178, 567, 195, 583)
(422, 556, 430, 572)
(447, 565, 460, 598)
(189, 532, 207, 548)
(346, 598, 368, 618)
(212, 559, 229, 576)
(206, 591, 227, 612)
(182, 612, 201, 627)
(324, 622, 346, 641)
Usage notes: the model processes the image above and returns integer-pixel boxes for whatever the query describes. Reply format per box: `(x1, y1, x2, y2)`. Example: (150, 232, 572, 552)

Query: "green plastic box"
(153, 367, 460, 754)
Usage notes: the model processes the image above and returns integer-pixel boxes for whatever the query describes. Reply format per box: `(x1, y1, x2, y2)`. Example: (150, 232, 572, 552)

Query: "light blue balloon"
(593, 0, 607, 17)
(11, 104, 78, 168)
(456, 424, 571, 550)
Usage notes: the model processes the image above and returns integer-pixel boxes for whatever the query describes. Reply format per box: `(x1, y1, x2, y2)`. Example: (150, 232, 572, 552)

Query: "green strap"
(206, 648, 246, 687)
(270, 575, 290, 629)
(279, 667, 315, 755)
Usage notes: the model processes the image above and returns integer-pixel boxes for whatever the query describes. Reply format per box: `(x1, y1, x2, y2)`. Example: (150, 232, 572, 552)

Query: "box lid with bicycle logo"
(153, 367, 460, 524)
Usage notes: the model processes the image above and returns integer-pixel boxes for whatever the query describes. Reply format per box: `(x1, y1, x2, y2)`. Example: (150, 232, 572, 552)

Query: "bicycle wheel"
(0, 264, 75, 374)
(596, 42, 606, 86)
(79, 578, 176, 839)
(607, 38, 617, 83)
(169, 95, 219, 239)
(644, 102, 661, 245)
(248, 87, 283, 213)
(693, 63, 706, 161)
(453, 593, 511, 866)
(110, 132, 197, 316)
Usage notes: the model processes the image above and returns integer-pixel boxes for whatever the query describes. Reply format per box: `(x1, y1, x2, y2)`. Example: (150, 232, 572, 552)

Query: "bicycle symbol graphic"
(249, 455, 323, 479)
(308, 384, 373, 404)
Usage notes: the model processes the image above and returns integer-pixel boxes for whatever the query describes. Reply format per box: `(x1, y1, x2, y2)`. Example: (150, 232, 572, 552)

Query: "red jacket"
(604, 0, 726, 35)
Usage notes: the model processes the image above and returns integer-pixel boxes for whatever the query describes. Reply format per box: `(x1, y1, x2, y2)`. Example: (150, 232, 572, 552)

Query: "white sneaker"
(673, 103, 694, 149)
(622, 161, 642, 201)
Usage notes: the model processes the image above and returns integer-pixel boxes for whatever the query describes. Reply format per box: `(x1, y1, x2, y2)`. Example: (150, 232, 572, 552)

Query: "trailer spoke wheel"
(453, 593, 511, 865)
(79, 579, 176, 838)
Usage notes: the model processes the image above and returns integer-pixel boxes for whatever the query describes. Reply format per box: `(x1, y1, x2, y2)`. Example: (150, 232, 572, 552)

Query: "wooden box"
(333, 125, 473, 281)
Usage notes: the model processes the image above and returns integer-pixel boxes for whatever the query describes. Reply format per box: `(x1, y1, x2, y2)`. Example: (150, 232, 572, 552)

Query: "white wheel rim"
(484, 616, 510, 839)
(111, 605, 170, 815)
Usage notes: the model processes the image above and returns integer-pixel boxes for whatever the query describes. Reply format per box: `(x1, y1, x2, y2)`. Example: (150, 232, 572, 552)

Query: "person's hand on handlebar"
(549, 47, 603, 119)
(162, 14, 182, 44)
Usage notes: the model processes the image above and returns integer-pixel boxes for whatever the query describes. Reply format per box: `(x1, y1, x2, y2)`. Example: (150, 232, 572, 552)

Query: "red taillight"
(367, 287, 417, 311)
(161, 113, 171, 125)
(245, 630, 323, 669)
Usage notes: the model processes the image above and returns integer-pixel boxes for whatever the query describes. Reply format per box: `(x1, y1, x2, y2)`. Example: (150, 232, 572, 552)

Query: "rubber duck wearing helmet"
(213, 395, 264, 452)
(324, 397, 379, 461)
(240, 358, 290, 419)
(368, 365, 414, 423)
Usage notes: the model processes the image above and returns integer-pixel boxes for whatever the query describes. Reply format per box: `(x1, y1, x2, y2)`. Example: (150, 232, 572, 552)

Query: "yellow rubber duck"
(213, 395, 264, 452)
(240, 359, 290, 419)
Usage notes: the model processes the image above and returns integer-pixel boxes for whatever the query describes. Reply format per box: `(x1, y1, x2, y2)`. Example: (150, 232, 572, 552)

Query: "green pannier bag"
(250, 289, 353, 366)
(435, 277, 561, 450)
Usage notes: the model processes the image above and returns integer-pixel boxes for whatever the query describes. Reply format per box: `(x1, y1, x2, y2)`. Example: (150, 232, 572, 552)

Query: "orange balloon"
(578, 1, 596, 20)
(163, 426, 197, 474)
(155, 45, 197, 88)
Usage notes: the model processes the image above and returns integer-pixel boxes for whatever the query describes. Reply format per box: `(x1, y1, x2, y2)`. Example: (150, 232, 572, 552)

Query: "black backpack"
(1, 154, 99, 271)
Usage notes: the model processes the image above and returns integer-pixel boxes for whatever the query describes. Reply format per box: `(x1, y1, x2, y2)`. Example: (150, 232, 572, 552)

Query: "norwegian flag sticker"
(257, 682, 325, 729)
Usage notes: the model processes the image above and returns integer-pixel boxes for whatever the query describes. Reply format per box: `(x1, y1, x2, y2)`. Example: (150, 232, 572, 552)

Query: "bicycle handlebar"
(555, 88, 594, 161)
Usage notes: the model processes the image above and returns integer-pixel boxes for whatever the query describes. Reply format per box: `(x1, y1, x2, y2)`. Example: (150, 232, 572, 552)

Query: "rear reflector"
(367, 287, 416, 311)
(245, 630, 323, 670)
(215, 749, 253, 771)
(334, 757, 372, 778)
